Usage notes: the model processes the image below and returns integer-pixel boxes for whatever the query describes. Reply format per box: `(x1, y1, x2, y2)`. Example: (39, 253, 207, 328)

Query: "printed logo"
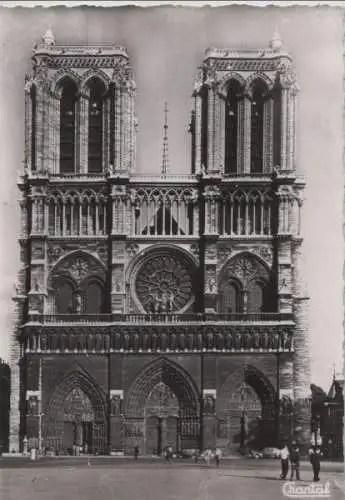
(282, 481, 331, 498)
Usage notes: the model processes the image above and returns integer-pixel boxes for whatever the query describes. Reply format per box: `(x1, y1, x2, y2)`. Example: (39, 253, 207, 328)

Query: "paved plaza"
(1, 459, 344, 500)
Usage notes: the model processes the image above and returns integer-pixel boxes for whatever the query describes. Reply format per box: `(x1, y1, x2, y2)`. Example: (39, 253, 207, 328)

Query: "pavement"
(1, 456, 344, 500)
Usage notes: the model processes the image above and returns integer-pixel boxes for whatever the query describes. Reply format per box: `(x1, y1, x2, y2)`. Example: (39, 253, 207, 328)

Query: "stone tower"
(9, 30, 310, 455)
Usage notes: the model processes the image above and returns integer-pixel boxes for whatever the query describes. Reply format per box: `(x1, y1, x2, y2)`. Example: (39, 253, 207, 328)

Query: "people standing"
(134, 445, 139, 461)
(309, 445, 322, 482)
(289, 441, 301, 481)
(215, 448, 221, 468)
(279, 444, 289, 480)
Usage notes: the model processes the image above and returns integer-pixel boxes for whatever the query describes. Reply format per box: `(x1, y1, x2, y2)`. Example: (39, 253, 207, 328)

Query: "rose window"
(135, 252, 194, 313)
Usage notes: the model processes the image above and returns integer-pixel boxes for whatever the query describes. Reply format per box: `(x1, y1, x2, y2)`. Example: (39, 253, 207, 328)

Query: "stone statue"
(28, 396, 38, 415)
(240, 410, 248, 448)
(111, 395, 122, 416)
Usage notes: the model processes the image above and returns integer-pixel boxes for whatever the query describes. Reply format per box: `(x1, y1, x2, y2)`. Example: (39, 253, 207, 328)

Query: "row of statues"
(26, 329, 292, 352)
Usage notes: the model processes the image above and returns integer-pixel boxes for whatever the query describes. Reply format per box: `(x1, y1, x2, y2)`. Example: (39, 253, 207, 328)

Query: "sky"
(0, 4, 343, 391)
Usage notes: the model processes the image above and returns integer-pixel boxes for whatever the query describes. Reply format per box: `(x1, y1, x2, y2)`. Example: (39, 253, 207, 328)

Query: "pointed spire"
(42, 26, 55, 46)
(269, 27, 282, 52)
(161, 101, 169, 176)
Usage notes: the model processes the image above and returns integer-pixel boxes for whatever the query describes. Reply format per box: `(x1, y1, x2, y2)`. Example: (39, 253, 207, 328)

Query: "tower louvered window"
(60, 79, 78, 174)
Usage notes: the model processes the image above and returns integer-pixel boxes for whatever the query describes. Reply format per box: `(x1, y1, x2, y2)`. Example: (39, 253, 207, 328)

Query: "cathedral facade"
(9, 29, 311, 456)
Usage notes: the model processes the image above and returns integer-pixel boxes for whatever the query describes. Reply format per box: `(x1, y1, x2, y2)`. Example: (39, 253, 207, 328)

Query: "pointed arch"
(250, 79, 268, 173)
(51, 70, 81, 98)
(218, 72, 246, 96)
(42, 369, 107, 455)
(225, 78, 243, 174)
(86, 77, 107, 173)
(245, 72, 274, 93)
(59, 77, 78, 174)
(80, 69, 110, 95)
(48, 250, 107, 316)
(124, 357, 199, 418)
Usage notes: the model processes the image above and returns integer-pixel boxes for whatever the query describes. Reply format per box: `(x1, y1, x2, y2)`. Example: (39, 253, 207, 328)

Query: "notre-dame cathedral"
(9, 28, 311, 456)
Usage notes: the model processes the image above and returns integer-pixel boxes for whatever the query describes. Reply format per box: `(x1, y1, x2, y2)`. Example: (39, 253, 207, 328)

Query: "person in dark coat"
(309, 446, 322, 481)
(134, 445, 139, 460)
(289, 441, 301, 481)
(279, 444, 289, 480)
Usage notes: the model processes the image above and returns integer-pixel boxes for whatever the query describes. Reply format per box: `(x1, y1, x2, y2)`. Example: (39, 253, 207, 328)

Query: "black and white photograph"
(0, 1, 344, 499)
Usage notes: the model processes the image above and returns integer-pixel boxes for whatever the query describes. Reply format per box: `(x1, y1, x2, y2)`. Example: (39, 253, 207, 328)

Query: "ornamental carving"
(231, 258, 257, 283)
(206, 244, 217, 260)
(204, 185, 220, 199)
(223, 254, 269, 287)
(31, 242, 45, 260)
(25, 326, 294, 353)
(254, 247, 273, 267)
(135, 252, 194, 313)
(145, 382, 179, 418)
(69, 258, 89, 283)
(190, 244, 199, 258)
(218, 246, 233, 264)
(126, 243, 139, 257)
(211, 58, 278, 73)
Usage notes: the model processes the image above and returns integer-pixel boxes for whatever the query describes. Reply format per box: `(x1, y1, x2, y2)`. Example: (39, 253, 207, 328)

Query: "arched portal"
(124, 358, 199, 455)
(43, 370, 107, 455)
(217, 365, 275, 452)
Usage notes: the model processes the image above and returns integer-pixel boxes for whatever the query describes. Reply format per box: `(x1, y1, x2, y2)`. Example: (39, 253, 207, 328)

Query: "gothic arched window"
(60, 79, 78, 174)
(85, 281, 104, 314)
(250, 80, 267, 173)
(247, 280, 268, 313)
(225, 80, 242, 174)
(88, 78, 105, 174)
(219, 280, 242, 314)
(55, 280, 75, 314)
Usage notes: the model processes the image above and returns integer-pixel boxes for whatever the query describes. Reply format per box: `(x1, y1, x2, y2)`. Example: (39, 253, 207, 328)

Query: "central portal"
(144, 382, 179, 455)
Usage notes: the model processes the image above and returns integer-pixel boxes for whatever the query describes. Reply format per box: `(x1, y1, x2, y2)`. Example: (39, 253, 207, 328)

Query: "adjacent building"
(9, 29, 311, 456)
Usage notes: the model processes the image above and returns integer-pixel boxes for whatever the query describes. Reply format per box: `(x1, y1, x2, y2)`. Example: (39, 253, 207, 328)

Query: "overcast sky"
(0, 4, 343, 391)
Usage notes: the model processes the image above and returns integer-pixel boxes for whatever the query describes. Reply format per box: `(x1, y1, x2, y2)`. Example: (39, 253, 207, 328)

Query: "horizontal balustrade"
(27, 312, 293, 324)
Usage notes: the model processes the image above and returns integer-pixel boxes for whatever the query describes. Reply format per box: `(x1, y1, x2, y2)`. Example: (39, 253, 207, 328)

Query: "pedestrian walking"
(214, 448, 221, 468)
(309, 445, 322, 482)
(134, 445, 139, 461)
(279, 444, 289, 479)
(289, 441, 301, 481)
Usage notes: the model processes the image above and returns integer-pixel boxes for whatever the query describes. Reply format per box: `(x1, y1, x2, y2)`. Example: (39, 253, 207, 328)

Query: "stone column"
(109, 389, 124, 454)
(292, 234, 311, 451)
(207, 85, 216, 172)
(51, 94, 60, 174)
(35, 84, 45, 172)
(218, 92, 226, 175)
(114, 86, 121, 172)
(239, 92, 252, 174)
(280, 87, 288, 171)
(213, 92, 222, 173)
(194, 92, 202, 173)
(24, 83, 33, 170)
(9, 290, 25, 452)
(202, 390, 217, 450)
(42, 87, 51, 172)
(103, 97, 111, 172)
(287, 85, 299, 172)
(263, 95, 274, 173)
(79, 93, 89, 174)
